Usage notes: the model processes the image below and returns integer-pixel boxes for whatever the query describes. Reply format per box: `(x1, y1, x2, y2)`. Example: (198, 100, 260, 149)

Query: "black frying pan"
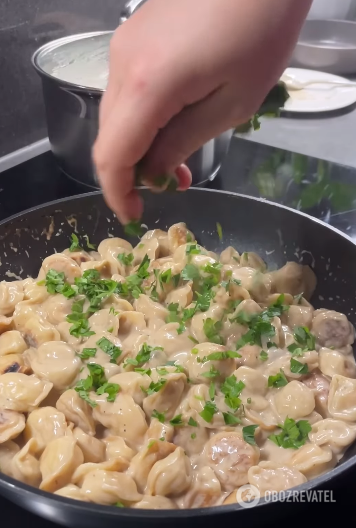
(0, 188, 355, 528)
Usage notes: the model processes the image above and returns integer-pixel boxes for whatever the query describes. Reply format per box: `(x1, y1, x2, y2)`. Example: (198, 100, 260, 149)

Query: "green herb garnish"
(124, 221, 144, 237)
(268, 369, 288, 388)
(199, 401, 218, 423)
(78, 348, 97, 360)
(117, 253, 134, 266)
(170, 414, 184, 427)
(290, 358, 309, 375)
(96, 337, 122, 364)
(243, 425, 258, 445)
(269, 417, 311, 449)
(152, 409, 165, 423)
(221, 375, 245, 410)
(69, 233, 83, 252)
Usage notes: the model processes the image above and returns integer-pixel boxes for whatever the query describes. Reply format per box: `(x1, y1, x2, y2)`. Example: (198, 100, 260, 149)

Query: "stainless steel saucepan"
(32, 0, 233, 189)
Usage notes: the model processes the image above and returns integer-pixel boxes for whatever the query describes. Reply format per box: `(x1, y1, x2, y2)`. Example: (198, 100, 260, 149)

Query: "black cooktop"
(1, 136, 356, 527)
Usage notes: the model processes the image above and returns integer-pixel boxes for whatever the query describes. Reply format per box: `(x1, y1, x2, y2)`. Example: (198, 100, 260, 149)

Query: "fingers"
(140, 83, 257, 179)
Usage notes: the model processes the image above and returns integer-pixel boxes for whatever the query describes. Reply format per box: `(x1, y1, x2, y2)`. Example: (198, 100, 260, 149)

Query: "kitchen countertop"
(1, 136, 356, 527)
(238, 97, 356, 168)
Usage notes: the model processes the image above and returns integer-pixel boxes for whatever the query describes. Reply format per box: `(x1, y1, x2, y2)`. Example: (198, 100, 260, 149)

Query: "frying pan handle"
(120, 0, 148, 23)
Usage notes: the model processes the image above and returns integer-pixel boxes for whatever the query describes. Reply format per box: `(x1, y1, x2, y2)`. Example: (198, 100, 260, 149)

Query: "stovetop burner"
(1, 136, 356, 527)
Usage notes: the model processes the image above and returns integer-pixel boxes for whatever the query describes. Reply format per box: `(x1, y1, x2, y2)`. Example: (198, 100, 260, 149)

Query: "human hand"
(93, 0, 312, 224)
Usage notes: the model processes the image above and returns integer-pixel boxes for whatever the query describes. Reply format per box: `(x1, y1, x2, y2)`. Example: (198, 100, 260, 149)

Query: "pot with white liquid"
(32, 0, 233, 188)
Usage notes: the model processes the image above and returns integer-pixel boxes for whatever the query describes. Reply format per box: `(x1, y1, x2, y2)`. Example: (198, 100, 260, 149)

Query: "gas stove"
(1, 136, 356, 527)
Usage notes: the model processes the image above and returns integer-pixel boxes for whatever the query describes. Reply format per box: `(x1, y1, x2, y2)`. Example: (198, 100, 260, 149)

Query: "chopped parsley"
(147, 440, 156, 449)
(181, 264, 200, 281)
(203, 318, 224, 345)
(191, 433, 197, 440)
(124, 221, 144, 237)
(109, 307, 119, 316)
(201, 365, 221, 379)
(209, 381, 216, 401)
(290, 358, 309, 375)
(269, 417, 311, 449)
(188, 417, 198, 427)
(96, 337, 122, 364)
(152, 409, 165, 423)
(234, 295, 289, 350)
(142, 379, 167, 396)
(117, 253, 134, 266)
(199, 401, 218, 423)
(41, 269, 76, 298)
(202, 350, 241, 362)
(157, 367, 169, 376)
(216, 222, 223, 241)
(170, 414, 184, 427)
(75, 363, 119, 406)
(78, 348, 97, 360)
(260, 350, 268, 361)
(221, 375, 245, 411)
(115, 502, 125, 508)
(84, 235, 96, 250)
(74, 269, 118, 312)
(69, 233, 83, 252)
(243, 425, 258, 445)
(223, 412, 241, 425)
(288, 326, 316, 356)
(186, 244, 202, 256)
(268, 370, 288, 388)
(294, 293, 304, 305)
(66, 299, 95, 338)
(188, 335, 199, 344)
(96, 382, 120, 402)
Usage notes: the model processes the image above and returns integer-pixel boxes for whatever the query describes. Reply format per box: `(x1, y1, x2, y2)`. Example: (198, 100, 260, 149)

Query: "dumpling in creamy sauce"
(0, 222, 354, 510)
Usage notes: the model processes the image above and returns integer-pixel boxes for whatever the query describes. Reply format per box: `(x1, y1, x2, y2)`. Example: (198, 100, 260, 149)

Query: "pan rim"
(0, 186, 354, 518)
(0, 187, 354, 247)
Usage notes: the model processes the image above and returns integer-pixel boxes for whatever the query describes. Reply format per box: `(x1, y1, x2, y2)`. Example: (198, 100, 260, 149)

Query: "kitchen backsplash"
(1, 0, 356, 159)
(0, 0, 126, 158)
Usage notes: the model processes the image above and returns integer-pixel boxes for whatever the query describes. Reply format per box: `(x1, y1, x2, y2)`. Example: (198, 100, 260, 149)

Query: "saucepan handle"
(120, 0, 148, 23)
